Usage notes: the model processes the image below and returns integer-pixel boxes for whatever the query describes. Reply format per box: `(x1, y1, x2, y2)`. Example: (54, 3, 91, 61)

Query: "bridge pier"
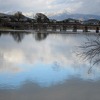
(43, 25, 47, 31)
(60, 26, 67, 31)
(33, 25, 38, 30)
(63, 26, 66, 31)
(73, 25, 77, 32)
(36, 24, 42, 31)
(96, 27, 99, 33)
(38, 26, 42, 31)
(52, 26, 56, 31)
(83, 26, 88, 32)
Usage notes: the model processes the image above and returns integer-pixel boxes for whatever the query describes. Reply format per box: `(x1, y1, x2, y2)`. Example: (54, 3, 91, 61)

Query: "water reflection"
(78, 35, 100, 65)
(1, 79, 100, 100)
(0, 31, 48, 42)
(0, 31, 100, 89)
(77, 35, 100, 74)
(35, 32, 48, 41)
(11, 32, 25, 42)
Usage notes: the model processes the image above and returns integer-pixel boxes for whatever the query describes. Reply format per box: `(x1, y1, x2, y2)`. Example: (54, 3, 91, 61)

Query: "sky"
(0, 0, 100, 16)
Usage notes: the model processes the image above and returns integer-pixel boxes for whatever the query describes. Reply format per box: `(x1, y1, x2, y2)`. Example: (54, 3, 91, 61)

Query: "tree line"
(0, 11, 100, 30)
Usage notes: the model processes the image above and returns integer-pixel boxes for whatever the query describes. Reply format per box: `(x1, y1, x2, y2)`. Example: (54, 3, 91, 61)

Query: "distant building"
(63, 18, 81, 24)
(0, 16, 11, 22)
(49, 19, 57, 23)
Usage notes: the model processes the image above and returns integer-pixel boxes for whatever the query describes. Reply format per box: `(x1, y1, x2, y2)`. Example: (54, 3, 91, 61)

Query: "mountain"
(0, 13, 8, 17)
(49, 13, 100, 21)
(1, 12, 100, 21)
(0, 12, 32, 21)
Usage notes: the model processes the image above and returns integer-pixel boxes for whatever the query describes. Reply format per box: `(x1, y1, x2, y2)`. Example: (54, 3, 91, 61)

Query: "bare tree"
(77, 35, 100, 73)
(34, 32, 48, 41)
(11, 32, 25, 42)
(14, 11, 23, 22)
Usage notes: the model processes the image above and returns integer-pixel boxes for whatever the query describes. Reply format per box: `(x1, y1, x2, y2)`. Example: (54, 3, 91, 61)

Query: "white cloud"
(3, 49, 24, 63)
(0, 33, 88, 74)
(0, 0, 100, 15)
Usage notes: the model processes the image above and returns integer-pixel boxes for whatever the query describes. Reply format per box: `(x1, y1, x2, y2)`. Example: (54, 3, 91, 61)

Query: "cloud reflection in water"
(0, 32, 100, 88)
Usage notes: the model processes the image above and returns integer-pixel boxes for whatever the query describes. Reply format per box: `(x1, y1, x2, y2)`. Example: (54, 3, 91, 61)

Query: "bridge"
(33, 23, 100, 33)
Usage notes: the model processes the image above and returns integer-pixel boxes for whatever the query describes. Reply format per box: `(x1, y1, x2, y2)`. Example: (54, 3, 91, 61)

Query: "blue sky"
(0, 0, 100, 16)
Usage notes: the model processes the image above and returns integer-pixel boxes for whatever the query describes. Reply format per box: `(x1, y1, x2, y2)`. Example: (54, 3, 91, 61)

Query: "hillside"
(49, 13, 100, 21)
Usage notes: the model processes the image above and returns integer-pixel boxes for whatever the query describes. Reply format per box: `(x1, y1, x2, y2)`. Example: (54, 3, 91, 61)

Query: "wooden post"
(96, 27, 99, 33)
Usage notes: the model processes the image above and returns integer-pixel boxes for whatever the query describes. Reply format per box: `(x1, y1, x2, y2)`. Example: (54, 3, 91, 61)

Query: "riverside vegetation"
(0, 11, 100, 30)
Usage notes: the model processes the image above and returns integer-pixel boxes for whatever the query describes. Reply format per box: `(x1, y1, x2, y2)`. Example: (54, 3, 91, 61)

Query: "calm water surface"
(0, 31, 100, 100)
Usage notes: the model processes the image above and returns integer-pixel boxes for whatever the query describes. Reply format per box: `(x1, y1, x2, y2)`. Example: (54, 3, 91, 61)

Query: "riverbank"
(0, 29, 99, 34)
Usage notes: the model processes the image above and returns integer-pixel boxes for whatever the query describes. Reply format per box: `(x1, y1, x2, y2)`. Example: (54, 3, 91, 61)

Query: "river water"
(0, 31, 100, 100)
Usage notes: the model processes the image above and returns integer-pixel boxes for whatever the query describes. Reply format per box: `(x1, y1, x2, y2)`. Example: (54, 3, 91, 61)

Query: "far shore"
(0, 29, 99, 35)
